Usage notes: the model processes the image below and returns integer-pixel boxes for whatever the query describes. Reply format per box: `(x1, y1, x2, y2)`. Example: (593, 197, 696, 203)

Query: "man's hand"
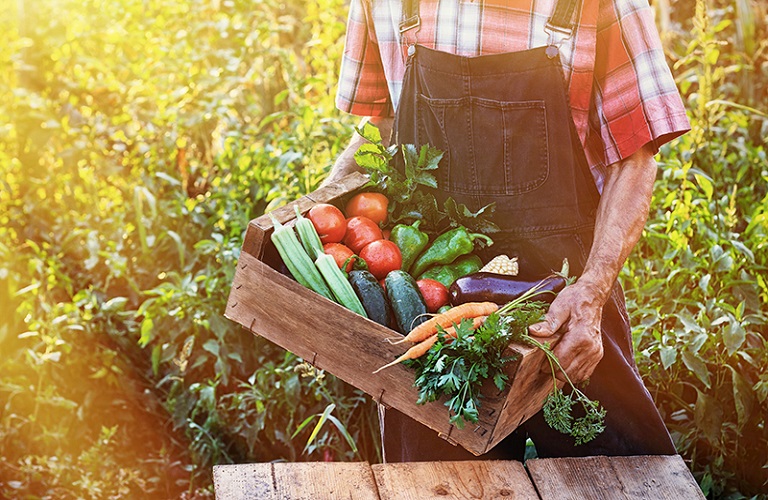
(528, 144, 658, 383)
(321, 116, 394, 187)
(529, 281, 606, 384)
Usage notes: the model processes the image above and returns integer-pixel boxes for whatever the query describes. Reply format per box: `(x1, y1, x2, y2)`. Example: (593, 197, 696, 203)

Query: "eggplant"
(449, 272, 566, 306)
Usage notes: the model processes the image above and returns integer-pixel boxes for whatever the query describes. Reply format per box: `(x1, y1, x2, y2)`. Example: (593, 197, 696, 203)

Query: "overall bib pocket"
(417, 94, 550, 196)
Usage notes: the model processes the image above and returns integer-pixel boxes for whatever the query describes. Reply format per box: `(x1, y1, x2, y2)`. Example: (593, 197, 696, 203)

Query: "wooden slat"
(526, 455, 705, 500)
(273, 462, 380, 499)
(485, 340, 562, 453)
(372, 460, 539, 500)
(212, 463, 274, 500)
(212, 462, 380, 500)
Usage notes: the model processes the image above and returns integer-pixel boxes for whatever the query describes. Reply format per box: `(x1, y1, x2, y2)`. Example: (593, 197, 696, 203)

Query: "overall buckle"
(399, 15, 421, 35)
(544, 22, 573, 59)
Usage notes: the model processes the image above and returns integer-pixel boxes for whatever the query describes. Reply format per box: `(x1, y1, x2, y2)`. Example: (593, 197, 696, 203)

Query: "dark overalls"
(383, 0, 676, 461)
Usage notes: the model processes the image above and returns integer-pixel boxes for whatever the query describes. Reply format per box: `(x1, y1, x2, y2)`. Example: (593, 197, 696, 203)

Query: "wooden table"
(213, 455, 705, 499)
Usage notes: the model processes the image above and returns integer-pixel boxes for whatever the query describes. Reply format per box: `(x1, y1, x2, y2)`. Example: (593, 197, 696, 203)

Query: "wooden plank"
(212, 463, 274, 500)
(306, 171, 370, 205)
(272, 462, 380, 500)
(526, 455, 705, 500)
(372, 460, 539, 500)
(212, 462, 380, 500)
(485, 340, 562, 453)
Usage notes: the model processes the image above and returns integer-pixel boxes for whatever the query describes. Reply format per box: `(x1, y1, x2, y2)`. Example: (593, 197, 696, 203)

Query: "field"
(0, 0, 766, 498)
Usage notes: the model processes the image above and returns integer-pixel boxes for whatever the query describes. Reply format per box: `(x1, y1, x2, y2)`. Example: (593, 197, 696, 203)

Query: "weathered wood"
(486, 341, 562, 451)
(225, 173, 556, 455)
(273, 462, 380, 500)
(526, 455, 705, 500)
(212, 463, 274, 500)
(212, 462, 380, 500)
(372, 460, 539, 500)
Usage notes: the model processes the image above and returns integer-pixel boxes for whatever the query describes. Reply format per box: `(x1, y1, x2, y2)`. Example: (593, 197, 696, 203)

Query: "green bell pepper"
(410, 226, 493, 278)
(390, 220, 429, 273)
(417, 254, 483, 288)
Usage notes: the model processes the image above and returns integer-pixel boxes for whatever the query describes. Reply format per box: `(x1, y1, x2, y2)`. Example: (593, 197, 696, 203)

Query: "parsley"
(406, 312, 518, 428)
(353, 123, 498, 235)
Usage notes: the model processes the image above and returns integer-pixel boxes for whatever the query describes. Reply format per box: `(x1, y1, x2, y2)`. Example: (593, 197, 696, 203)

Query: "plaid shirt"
(336, 0, 690, 189)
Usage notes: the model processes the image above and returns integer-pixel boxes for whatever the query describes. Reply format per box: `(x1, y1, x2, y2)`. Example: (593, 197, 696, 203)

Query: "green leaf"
(682, 350, 711, 388)
(443, 198, 499, 234)
(303, 403, 335, 454)
(727, 365, 755, 430)
(694, 172, 714, 200)
(694, 389, 722, 445)
(356, 122, 382, 143)
(103, 297, 128, 312)
(151, 344, 162, 377)
(659, 345, 677, 370)
(722, 319, 746, 355)
(139, 318, 154, 347)
(325, 414, 358, 453)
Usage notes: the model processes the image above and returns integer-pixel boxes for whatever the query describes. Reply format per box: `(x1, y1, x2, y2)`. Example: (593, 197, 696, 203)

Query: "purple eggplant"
(449, 272, 566, 306)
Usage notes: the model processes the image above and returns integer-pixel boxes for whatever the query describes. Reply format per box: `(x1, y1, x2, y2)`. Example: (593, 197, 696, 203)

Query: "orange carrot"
(373, 334, 439, 374)
(391, 302, 499, 345)
(373, 315, 489, 374)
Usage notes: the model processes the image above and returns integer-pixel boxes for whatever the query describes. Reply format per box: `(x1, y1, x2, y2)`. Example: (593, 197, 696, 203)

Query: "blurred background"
(0, 0, 766, 498)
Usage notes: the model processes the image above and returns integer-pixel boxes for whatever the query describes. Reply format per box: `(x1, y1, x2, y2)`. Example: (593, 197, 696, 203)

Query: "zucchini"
(385, 270, 428, 334)
(348, 270, 391, 327)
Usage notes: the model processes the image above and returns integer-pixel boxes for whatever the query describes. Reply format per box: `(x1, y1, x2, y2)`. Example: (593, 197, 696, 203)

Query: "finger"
(529, 303, 570, 337)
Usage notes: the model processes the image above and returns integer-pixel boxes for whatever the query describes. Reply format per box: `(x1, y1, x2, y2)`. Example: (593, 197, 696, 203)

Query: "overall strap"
(399, 0, 420, 35)
(548, 0, 581, 31)
(546, 0, 582, 57)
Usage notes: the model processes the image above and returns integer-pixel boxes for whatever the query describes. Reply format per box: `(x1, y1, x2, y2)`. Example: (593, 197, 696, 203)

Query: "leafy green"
(353, 123, 498, 235)
(407, 313, 518, 428)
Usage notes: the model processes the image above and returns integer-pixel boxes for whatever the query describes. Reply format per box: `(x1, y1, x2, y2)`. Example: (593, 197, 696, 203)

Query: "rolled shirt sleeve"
(584, 0, 690, 174)
(336, 0, 393, 117)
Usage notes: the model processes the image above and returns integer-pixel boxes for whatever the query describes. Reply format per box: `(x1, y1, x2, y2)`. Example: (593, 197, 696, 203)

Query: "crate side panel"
(306, 171, 369, 205)
(484, 341, 561, 452)
(225, 252, 495, 454)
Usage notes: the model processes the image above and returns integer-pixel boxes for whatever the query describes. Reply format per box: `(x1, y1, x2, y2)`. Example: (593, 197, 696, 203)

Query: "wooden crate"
(225, 172, 557, 456)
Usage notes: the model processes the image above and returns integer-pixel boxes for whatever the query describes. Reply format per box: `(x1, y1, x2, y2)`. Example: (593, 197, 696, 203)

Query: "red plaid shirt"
(336, 0, 690, 189)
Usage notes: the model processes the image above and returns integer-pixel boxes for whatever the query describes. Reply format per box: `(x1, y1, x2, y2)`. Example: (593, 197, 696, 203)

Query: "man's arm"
(529, 144, 658, 383)
(321, 116, 394, 187)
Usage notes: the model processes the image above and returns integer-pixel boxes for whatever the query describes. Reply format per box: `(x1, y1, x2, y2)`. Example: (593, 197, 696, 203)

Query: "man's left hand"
(528, 281, 605, 384)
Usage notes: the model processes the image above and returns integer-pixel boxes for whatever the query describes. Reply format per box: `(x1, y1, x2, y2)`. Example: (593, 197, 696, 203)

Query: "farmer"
(326, 0, 690, 461)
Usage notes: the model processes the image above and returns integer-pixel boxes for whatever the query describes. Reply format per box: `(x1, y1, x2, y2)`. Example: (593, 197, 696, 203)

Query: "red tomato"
(360, 240, 402, 280)
(416, 279, 450, 313)
(308, 204, 346, 244)
(345, 192, 389, 225)
(323, 243, 356, 272)
(343, 216, 383, 254)
(382, 228, 391, 240)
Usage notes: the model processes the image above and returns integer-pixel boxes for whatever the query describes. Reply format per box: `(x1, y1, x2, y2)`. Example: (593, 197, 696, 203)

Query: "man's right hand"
(321, 116, 394, 187)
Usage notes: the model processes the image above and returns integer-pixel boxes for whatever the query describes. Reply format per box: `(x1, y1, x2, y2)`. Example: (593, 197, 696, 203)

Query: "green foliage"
(0, 0, 371, 497)
(623, 1, 768, 496)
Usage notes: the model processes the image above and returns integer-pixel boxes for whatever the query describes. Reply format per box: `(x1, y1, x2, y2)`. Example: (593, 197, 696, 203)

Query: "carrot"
(373, 315, 489, 374)
(390, 301, 499, 345)
(373, 334, 439, 374)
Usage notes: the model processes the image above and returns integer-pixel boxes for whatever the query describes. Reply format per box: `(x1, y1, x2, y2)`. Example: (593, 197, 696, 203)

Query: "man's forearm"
(579, 144, 658, 303)
(323, 116, 394, 186)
